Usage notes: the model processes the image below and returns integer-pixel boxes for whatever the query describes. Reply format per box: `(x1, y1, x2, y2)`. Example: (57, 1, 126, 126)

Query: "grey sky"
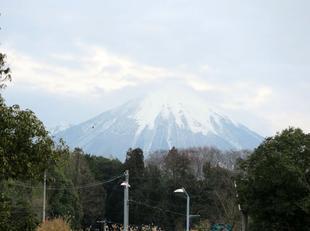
(1, 0, 310, 136)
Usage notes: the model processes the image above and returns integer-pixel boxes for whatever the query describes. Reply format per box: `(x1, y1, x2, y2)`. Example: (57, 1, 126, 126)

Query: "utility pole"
(42, 170, 47, 223)
(241, 212, 248, 231)
(234, 181, 247, 231)
(122, 170, 130, 231)
(186, 194, 190, 231)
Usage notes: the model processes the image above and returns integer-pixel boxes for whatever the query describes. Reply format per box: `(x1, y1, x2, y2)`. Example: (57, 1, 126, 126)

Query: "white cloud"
(4, 44, 275, 108)
(188, 80, 216, 91)
(252, 87, 273, 104)
(266, 112, 310, 134)
(4, 45, 183, 96)
(3, 44, 310, 135)
(215, 84, 273, 110)
(2, 45, 274, 114)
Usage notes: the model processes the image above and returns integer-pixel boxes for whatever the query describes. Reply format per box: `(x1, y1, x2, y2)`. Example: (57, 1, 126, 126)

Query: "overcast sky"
(1, 0, 310, 136)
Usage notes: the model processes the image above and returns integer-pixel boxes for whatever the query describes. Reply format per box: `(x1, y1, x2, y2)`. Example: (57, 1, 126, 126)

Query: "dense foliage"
(0, 53, 11, 89)
(236, 128, 310, 230)
(1, 143, 242, 230)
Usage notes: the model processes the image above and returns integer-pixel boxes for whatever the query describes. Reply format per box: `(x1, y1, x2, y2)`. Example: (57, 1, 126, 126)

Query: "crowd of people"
(106, 224, 163, 231)
(90, 222, 164, 231)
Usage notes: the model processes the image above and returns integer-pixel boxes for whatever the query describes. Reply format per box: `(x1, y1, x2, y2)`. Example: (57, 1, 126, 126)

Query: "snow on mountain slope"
(54, 88, 263, 159)
(49, 122, 73, 135)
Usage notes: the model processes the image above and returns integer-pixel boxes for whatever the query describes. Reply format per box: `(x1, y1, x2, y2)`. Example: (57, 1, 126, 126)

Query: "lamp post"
(174, 187, 190, 231)
(42, 169, 47, 222)
(121, 170, 130, 231)
(234, 181, 248, 231)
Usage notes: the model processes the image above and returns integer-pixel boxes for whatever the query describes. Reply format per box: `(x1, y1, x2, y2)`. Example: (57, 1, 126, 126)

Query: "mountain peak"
(132, 87, 231, 137)
(54, 89, 263, 159)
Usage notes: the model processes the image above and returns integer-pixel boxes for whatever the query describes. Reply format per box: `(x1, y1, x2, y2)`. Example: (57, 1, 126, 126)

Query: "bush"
(36, 218, 71, 231)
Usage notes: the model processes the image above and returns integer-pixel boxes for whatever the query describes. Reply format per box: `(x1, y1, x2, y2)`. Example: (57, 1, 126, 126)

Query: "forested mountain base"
(0, 146, 243, 230)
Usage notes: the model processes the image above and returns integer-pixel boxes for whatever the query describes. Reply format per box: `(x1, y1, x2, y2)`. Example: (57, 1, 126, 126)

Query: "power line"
(8, 174, 124, 190)
(129, 199, 184, 216)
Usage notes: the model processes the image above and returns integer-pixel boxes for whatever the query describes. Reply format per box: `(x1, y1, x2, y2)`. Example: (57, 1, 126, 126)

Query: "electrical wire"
(129, 199, 184, 216)
(8, 174, 124, 190)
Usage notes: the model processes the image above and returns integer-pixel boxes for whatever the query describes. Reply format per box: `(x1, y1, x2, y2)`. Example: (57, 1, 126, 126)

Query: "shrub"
(36, 218, 71, 231)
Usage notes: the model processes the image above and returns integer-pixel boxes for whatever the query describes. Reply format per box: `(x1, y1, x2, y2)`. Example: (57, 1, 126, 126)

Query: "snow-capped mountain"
(54, 88, 263, 159)
(49, 122, 73, 136)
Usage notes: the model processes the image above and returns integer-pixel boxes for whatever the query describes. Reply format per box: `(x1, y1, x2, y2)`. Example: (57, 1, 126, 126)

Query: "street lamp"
(174, 187, 190, 231)
(121, 170, 130, 231)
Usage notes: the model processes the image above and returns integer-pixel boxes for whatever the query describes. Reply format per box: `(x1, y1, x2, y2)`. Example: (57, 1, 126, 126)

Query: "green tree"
(0, 101, 57, 181)
(0, 51, 60, 231)
(124, 148, 144, 179)
(0, 53, 11, 89)
(0, 179, 39, 231)
(164, 147, 193, 183)
(67, 148, 106, 229)
(0, 51, 57, 181)
(84, 154, 124, 223)
(47, 148, 82, 229)
(236, 128, 310, 230)
(202, 163, 239, 227)
(124, 148, 146, 224)
(162, 147, 195, 229)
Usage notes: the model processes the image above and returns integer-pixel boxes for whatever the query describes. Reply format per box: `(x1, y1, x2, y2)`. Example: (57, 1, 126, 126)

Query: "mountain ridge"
(54, 89, 263, 159)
